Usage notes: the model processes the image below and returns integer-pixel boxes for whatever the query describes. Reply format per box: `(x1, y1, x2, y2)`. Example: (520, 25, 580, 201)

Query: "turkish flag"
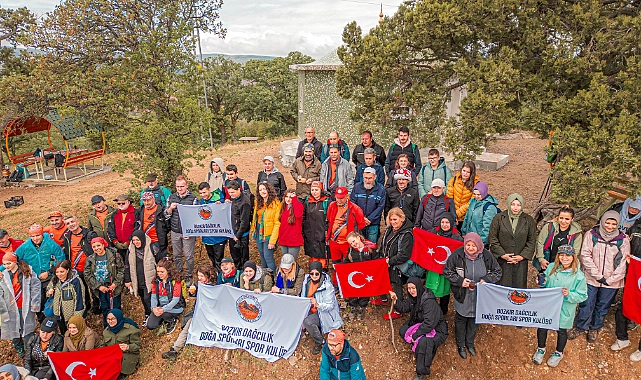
(623, 256, 641, 325)
(410, 228, 464, 275)
(334, 258, 392, 298)
(49, 344, 123, 380)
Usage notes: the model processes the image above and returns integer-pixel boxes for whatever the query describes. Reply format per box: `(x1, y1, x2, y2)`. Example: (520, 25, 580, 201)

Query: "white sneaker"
(611, 339, 631, 351)
(631, 350, 641, 362)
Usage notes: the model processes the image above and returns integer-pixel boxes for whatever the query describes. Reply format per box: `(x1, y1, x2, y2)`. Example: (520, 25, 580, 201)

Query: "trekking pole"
(388, 299, 398, 353)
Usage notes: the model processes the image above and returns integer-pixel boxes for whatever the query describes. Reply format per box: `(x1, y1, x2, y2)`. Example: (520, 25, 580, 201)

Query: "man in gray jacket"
(415, 178, 455, 231)
(320, 145, 354, 198)
(165, 175, 198, 286)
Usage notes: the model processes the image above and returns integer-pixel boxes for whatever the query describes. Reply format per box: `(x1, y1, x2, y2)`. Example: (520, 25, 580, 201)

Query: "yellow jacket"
(251, 199, 282, 245)
(447, 173, 479, 221)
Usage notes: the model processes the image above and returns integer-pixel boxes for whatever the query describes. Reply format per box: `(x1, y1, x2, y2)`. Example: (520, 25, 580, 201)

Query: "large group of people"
(1, 126, 640, 380)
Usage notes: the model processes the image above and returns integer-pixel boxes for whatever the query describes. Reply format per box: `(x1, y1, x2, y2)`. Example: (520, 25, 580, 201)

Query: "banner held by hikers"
(177, 203, 235, 237)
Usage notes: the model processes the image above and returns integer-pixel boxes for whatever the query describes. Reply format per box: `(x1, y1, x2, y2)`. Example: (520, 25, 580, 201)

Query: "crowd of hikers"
(0, 126, 640, 380)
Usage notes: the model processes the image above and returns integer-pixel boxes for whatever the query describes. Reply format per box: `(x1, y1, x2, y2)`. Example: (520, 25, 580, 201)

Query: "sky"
(4, 0, 405, 59)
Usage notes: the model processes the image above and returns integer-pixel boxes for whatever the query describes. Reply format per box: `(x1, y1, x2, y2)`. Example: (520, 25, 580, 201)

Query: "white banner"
(186, 284, 311, 362)
(475, 282, 564, 330)
(177, 203, 234, 237)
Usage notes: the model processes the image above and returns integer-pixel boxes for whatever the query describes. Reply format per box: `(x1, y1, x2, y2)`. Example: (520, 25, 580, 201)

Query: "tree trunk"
(230, 118, 237, 142)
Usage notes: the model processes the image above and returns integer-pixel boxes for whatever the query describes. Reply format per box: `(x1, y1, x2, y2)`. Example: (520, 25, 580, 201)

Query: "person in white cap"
(350, 167, 386, 243)
(257, 156, 286, 200)
(384, 168, 419, 225)
(415, 178, 455, 231)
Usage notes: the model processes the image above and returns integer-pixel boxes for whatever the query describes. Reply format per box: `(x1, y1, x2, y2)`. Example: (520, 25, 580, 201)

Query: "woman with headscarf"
(444, 232, 501, 359)
(303, 181, 331, 270)
(103, 309, 141, 379)
(62, 315, 98, 351)
(426, 214, 462, 315)
(126, 230, 156, 327)
(568, 210, 629, 344)
(0, 363, 37, 379)
(301, 261, 343, 355)
(390, 277, 448, 380)
(461, 181, 499, 244)
(612, 195, 641, 234)
(206, 157, 226, 192)
(84, 237, 124, 325)
(488, 193, 537, 288)
(239, 260, 273, 293)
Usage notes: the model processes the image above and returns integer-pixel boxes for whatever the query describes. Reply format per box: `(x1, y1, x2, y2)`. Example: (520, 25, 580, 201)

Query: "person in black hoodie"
(379, 207, 414, 320)
(351, 130, 386, 167)
(428, 214, 463, 315)
(227, 180, 251, 269)
(444, 232, 501, 359)
(390, 277, 448, 380)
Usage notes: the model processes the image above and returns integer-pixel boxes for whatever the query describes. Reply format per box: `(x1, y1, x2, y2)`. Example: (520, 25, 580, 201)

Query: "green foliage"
(337, 0, 641, 207)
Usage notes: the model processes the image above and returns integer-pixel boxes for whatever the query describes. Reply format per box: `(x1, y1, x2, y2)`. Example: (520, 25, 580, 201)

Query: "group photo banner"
(475, 282, 564, 330)
(186, 284, 311, 362)
(177, 203, 234, 237)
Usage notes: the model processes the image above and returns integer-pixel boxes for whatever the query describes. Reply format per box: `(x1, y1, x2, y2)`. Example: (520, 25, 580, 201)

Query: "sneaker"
(587, 329, 598, 343)
(370, 298, 388, 306)
(142, 315, 149, 328)
(630, 350, 641, 362)
(532, 348, 546, 365)
(611, 339, 631, 351)
(546, 351, 563, 367)
(383, 311, 402, 320)
(166, 318, 178, 335)
(312, 342, 323, 355)
(412, 375, 425, 380)
(162, 347, 178, 360)
(567, 328, 583, 340)
(628, 321, 638, 331)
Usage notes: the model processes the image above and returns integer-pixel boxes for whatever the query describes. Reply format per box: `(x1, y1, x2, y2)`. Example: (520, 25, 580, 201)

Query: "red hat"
(90, 237, 109, 247)
(141, 192, 154, 200)
(48, 211, 63, 219)
(335, 186, 348, 199)
(327, 329, 345, 344)
(310, 181, 323, 190)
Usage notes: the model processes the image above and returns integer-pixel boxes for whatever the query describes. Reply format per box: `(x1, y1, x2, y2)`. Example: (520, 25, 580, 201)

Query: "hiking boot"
(347, 310, 356, 321)
(467, 345, 477, 356)
(312, 342, 323, 355)
(412, 375, 425, 380)
(631, 350, 641, 362)
(628, 321, 638, 331)
(546, 351, 563, 367)
(383, 311, 402, 320)
(166, 318, 178, 335)
(567, 328, 583, 340)
(587, 329, 598, 343)
(370, 298, 388, 306)
(611, 339, 631, 351)
(532, 348, 545, 365)
(457, 346, 467, 359)
(142, 315, 149, 328)
(162, 347, 178, 360)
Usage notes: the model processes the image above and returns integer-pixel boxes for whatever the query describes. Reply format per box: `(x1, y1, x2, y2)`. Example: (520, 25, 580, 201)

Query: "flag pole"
(387, 299, 398, 352)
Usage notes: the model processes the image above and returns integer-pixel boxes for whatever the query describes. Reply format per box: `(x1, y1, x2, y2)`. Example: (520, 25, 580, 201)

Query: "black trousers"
(615, 300, 641, 349)
(229, 235, 250, 269)
(439, 294, 450, 315)
(347, 297, 369, 308)
(146, 311, 179, 330)
(137, 284, 152, 316)
(537, 328, 568, 352)
(399, 321, 447, 376)
(117, 248, 130, 283)
(205, 240, 227, 271)
(454, 312, 479, 348)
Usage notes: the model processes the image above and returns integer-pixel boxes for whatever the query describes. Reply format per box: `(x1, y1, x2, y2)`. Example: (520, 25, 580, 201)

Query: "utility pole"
(194, 24, 214, 148)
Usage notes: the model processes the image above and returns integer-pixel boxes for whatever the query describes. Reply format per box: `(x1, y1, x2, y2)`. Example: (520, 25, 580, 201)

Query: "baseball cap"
(91, 195, 105, 204)
(431, 178, 446, 188)
(363, 167, 377, 175)
(145, 173, 158, 182)
(48, 211, 63, 219)
(41, 317, 58, 333)
(263, 156, 275, 163)
(335, 186, 348, 199)
(221, 257, 234, 264)
(557, 245, 576, 256)
(280, 254, 295, 269)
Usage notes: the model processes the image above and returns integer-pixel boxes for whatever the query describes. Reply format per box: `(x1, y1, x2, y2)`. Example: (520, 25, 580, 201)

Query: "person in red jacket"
(326, 187, 366, 284)
(107, 194, 139, 284)
(278, 189, 304, 259)
(0, 228, 24, 262)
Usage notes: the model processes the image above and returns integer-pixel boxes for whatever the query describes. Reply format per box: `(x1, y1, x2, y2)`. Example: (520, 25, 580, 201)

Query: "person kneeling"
(147, 259, 184, 334)
(104, 309, 140, 380)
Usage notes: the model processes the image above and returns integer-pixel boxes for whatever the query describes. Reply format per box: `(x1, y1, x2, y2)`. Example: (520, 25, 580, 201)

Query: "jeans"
(537, 328, 568, 352)
(280, 245, 301, 260)
(147, 311, 180, 330)
(205, 241, 227, 271)
(229, 236, 250, 269)
(170, 231, 196, 281)
(454, 312, 479, 348)
(362, 224, 380, 244)
(574, 284, 618, 331)
(256, 239, 276, 272)
(98, 292, 122, 326)
(303, 312, 324, 345)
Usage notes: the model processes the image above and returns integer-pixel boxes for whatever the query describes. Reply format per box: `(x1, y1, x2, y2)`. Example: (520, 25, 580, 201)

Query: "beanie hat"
(141, 191, 154, 200)
(243, 260, 258, 273)
(394, 168, 412, 181)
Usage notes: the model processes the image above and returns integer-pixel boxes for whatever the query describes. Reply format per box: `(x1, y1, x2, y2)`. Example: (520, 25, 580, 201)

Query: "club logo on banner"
(476, 283, 564, 330)
(177, 203, 235, 237)
(187, 284, 311, 362)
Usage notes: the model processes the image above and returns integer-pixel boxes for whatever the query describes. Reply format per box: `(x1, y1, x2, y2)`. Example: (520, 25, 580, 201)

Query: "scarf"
(463, 232, 484, 261)
(438, 214, 457, 238)
(68, 315, 87, 349)
(406, 277, 425, 325)
(620, 196, 641, 231)
(106, 308, 139, 334)
(507, 193, 524, 233)
(599, 210, 622, 242)
(223, 268, 237, 279)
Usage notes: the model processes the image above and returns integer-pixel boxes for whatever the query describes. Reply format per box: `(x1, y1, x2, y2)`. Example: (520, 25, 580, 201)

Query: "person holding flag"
(62, 316, 98, 352)
(427, 214, 463, 315)
(23, 316, 63, 379)
(103, 309, 141, 379)
(345, 232, 377, 320)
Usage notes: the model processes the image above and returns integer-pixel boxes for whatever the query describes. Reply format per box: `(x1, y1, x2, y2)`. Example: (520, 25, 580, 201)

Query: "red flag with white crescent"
(334, 258, 392, 298)
(410, 228, 464, 275)
(623, 256, 641, 325)
(49, 344, 123, 380)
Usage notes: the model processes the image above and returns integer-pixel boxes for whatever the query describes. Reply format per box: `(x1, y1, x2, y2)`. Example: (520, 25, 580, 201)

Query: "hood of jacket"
(393, 137, 412, 149)
(209, 158, 225, 173)
(263, 166, 280, 174)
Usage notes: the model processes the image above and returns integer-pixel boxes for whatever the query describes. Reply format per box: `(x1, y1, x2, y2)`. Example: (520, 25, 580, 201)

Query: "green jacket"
(535, 221, 583, 267)
(543, 264, 588, 329)
(103, 323, 141, 375)
(88, 206, 116, 242)
(84, 247, 125, 298)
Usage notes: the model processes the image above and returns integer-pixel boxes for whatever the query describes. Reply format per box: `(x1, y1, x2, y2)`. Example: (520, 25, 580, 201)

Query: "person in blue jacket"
(319, 329, 366, 380)
(354, 148, 386, 185)
(350, 168, 386, 244)
(197, 181, 227, 274)
(320, 131, 350, 162)
(461, 182, 499, 244)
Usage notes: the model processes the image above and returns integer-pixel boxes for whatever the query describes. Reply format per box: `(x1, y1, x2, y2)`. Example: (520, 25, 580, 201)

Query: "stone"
(280, 138, 300, 168)
(419, 148, 509, 172)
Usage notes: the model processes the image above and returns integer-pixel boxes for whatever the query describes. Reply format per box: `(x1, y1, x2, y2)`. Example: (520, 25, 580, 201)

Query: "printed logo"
(236, 294, 262, 322)
(198, 205, 213, 220)
(508, 290, 531, 305)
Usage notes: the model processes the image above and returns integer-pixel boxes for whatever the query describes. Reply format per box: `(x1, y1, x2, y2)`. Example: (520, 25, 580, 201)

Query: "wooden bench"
(9, 151, 38, 165)
(599, 178, 632, 217)
(239, 136, 259, 143)
(57, 149, 105, 181)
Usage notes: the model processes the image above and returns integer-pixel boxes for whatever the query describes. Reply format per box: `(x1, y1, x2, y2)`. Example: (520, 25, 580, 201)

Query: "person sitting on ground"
(271, 254, 304, 296)
(103, 309, 140, 380)
(354, 148, 385, 185)
(216, 258, 241, 287)
(43, 211, 66, 247)
(23, 317, 63, 380)
(427, 214, 462, 315)
(446, 161, 479, 227)
(162, 263, 216, 360)
(0, 253, 41, 358)
(460, 182, 499, 244)
(345, 232, 377, 320)
(257, 156, 287, 200)
(62, 315, 99, 352)
(84, 237, 125, 325)
(390, 277, 448, 380)
(0, 229, 23, 263)
(46, 260, 85, 334)
(278, 189, 305, 259)
(147, 259, 184, 334)
(206, 157, 226, 192)
(126, 230, 157, 327)
(319, 329, 365, 380)
(139, 173, 172, 207)
(384, 168, 420, 225)
(240, 260, 273, 294)
(417, 148, 452, 198)
(0, 363, 37, 380)
(301, 261, 343, 355)
(533, 245, 587, 368)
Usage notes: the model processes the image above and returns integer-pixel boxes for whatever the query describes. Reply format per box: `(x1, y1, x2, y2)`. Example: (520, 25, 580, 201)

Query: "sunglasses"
(310, 271, 321, 276)
(117, 202, 127, 205)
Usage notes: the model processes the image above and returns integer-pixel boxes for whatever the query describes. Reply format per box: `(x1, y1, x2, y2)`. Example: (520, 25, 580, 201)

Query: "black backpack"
(7, 170, 23, 182)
